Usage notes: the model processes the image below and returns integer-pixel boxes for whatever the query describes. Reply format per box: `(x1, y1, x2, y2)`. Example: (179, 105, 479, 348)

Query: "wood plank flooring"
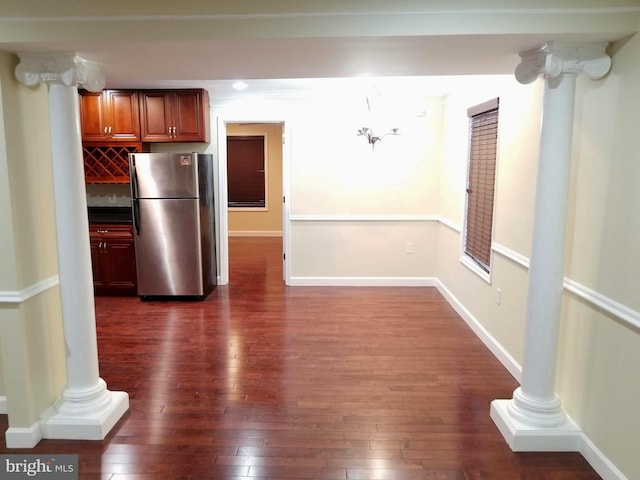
(0, 237, 601, 479)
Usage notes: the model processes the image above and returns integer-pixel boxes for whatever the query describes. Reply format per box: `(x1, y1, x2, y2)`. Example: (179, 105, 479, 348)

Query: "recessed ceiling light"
(232, 81, 248, 90)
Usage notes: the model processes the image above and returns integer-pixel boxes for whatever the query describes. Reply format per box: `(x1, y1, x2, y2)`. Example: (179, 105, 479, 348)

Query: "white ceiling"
(0, 1, 638, 101)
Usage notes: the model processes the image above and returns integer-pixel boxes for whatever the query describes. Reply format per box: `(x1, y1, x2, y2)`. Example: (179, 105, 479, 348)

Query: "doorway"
(216, 118, 290, 286)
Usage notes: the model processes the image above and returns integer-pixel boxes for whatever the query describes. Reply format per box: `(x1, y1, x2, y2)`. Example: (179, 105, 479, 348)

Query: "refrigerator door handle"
(131, 157, 141, 235)
(131, 157, 139, 199)
(132, 198, 141, 236)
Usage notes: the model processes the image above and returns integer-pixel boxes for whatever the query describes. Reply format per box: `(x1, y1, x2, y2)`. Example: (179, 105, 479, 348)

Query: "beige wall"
(0, 50, 66, 428)
(556, 34, 640, 478)
(226, 122, 283, 236)
(437, 75, 543, 365)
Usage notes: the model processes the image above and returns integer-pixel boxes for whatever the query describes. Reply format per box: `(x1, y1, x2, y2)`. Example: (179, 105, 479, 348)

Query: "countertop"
(88, 206, 133, 224)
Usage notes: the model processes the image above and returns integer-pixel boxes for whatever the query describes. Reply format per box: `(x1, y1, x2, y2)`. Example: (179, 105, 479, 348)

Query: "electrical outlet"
(496, 288, 502, 306)
(107, 194, 117, 205)
(405, 242, 414, 254)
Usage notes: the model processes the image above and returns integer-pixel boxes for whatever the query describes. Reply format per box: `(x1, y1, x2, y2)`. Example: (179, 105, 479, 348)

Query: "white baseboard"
(580, 431, 629, 480)
(0, 395, 6, 414)
(288, 276, 436, 287)
(5, 422, 42, 448)
(435, 279, 522, 382)
(228, 231, 282, 237)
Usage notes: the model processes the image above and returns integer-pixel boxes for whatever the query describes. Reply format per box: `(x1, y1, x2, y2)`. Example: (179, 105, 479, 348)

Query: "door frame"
(216, 114, 291, 285)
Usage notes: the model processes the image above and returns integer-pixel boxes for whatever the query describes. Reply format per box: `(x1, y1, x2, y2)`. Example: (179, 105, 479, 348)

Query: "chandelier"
(357, 87, 400, 150)
(357, 127, 400, 150)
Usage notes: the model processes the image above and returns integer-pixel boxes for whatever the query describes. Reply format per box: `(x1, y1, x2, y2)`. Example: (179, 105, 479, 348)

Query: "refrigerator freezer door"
(134, 198, 204, 296)
(130, 153, 199, 199)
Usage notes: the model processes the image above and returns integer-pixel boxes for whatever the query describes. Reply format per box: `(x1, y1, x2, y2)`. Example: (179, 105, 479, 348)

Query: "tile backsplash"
(86, 184, 131, 207)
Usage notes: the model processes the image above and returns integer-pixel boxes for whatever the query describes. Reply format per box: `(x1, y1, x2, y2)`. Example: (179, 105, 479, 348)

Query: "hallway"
(0, 237, 600, 479)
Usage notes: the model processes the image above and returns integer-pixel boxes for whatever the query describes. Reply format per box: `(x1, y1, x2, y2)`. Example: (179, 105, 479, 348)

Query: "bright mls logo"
(0, 455, 77, 479)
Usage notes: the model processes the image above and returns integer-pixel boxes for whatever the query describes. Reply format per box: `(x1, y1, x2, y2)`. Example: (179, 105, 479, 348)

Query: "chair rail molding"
(0, 276, 59, 304)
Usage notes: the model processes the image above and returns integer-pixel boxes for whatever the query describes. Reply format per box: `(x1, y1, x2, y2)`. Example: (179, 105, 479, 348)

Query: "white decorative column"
(491, 42, 611, 451)
(15, 53, 129, 442)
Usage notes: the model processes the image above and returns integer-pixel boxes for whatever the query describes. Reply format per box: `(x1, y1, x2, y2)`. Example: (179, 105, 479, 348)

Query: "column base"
(40, 390, 129, 441)
(491, 399, 582, 451)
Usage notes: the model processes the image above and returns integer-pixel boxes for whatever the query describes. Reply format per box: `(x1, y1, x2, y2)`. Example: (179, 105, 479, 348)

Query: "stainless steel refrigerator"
(129, 152, 216, 299)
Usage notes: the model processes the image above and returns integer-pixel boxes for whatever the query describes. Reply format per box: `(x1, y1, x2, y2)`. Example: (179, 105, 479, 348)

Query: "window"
(463, 98, 499, 275)
(227, 135, 266, 208)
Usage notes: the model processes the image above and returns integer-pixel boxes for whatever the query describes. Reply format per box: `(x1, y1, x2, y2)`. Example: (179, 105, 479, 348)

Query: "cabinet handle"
(172, 126, 177, 137)
(97, 229, 108, 233)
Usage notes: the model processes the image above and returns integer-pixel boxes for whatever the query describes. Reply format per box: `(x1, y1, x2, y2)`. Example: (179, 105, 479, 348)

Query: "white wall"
(288, 93, 442, 284)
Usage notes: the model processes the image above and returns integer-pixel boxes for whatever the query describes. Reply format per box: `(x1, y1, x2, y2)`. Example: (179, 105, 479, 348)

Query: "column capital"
(15, 52, 105, 92)
(515, 42, 611, 85)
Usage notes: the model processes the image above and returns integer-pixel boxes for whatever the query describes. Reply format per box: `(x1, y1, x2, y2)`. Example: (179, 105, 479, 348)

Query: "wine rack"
(83, 144, 142, 183)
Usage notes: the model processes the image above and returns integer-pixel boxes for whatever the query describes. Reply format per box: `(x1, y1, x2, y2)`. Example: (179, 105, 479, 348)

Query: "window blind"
(464, 99, 499, 273)
(227, 135, 266, 207)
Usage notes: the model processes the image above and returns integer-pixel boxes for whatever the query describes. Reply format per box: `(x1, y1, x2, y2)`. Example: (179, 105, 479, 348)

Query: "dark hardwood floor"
(0, 237, 601, 479)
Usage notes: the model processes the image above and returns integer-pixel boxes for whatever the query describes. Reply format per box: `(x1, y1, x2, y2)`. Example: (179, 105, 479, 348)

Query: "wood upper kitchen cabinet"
(90, 224, 137, 296)
(79, 90, 140, 142)
(139, 89, 210, 142)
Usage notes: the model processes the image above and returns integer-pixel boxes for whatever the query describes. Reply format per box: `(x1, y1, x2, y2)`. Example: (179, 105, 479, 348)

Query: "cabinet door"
(103, 238, 137, 290)
(80, 90, 140, 142)
(90, 225, 137, 295)
(173, 89, 210, 142)
(89, 235, 106, 288)
(139, 91, 173, 142)
(79, 91, 108, 142)
(105, 90, 140, 141)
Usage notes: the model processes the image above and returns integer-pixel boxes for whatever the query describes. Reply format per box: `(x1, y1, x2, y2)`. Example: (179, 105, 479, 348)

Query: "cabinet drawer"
(90, 224, 133, 238)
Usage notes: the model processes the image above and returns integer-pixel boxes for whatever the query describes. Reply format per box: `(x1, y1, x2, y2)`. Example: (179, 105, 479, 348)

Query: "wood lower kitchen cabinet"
(138, 89, 210, 142)
(90, 224, 137, 296)
(79, 89, 140, 142)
